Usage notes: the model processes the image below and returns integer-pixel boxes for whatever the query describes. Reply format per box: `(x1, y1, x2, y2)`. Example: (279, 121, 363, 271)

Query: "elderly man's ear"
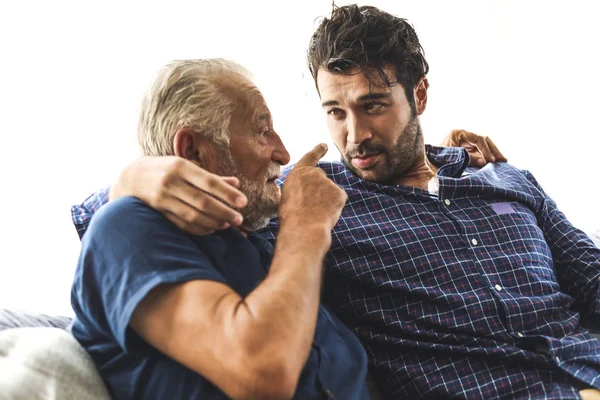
(173, 128, 219, 172)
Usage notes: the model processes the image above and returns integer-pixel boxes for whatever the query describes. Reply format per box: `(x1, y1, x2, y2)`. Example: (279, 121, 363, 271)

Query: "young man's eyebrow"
(356, 93, 392, 103)
(321, 100, 339, 108)
(321, 93, 392, 108)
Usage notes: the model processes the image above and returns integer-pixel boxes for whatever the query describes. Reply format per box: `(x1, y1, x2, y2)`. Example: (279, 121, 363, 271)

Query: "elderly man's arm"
(128, 144, 346, 400)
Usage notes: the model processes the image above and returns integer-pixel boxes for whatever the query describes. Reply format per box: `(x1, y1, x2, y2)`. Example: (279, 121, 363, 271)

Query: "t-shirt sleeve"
(71, 196, 228, 351)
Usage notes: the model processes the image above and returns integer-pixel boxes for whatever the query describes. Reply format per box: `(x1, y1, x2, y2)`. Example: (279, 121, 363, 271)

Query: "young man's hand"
(110, 156, 247, 235)
(441, 129, 508, 167)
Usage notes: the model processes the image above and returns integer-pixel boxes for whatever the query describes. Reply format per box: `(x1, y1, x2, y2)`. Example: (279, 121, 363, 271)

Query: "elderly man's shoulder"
(85, 196, 170, 240)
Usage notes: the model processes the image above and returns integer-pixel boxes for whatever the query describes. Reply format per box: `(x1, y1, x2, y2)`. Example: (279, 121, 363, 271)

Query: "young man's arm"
(524, 170, 600, 328)
(129, 144, 347, 400)
(109, 155, 248, 235)
(72, 131, 502, 240)
(439, 129, 508, 167)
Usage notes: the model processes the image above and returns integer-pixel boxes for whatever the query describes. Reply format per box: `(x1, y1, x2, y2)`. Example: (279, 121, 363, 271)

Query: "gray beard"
(217, 148, 278, 231)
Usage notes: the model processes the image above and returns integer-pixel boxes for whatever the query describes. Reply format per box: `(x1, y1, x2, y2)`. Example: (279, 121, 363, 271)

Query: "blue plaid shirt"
(72, 146, 600, 399)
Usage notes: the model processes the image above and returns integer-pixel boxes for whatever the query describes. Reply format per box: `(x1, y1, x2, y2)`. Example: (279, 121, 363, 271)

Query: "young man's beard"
(218, 148, 280, 231)
(342, 116, 424, 184)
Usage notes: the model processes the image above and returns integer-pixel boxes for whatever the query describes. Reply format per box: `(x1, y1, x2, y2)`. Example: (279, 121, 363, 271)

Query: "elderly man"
(73, 5, 600, 400)
(70, 59, 371, 399)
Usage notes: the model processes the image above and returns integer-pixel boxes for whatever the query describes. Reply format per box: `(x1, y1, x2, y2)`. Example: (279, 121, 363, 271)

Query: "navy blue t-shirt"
(71, 197, 370, 399)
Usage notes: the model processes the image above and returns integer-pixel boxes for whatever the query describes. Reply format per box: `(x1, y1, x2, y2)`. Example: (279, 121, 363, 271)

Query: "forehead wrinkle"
(216, 74, 269, 132)
(319, 64, 402, 104)
(244, 87, 270, 127)
(323, 72, 405, 109)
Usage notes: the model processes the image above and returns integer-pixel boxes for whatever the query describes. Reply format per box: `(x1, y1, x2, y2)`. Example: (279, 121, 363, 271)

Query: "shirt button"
(517, 332, 524, 338)
(471, 238, 478, 246)
(444, 199, 451, 206)
(494, 284, 502, 291)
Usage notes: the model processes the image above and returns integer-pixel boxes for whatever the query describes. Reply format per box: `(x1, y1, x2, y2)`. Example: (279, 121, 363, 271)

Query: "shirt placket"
(436, 184, 515, 341)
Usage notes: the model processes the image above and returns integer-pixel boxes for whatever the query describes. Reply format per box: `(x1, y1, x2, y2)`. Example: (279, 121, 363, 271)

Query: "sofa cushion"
(0, 327, 110, 400)
(0, 309, 72, 332)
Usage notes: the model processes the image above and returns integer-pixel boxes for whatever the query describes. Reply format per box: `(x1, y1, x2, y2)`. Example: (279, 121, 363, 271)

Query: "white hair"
(137, 59, 254, 156)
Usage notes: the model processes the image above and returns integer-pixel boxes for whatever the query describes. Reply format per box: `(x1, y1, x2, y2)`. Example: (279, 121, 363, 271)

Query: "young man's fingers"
(221, 176, 240, 187)
(164, 211, 217, 236)
(460, 130, 489, 143)
(296, 143, 328, 167)
(471, 137, 494, 163)
(485, 137, 508, 162)
(162, 198, 233, 232)
(181, 164, 247, 208)
(467, 150, 486, 167)
(174, 182, 244, 227)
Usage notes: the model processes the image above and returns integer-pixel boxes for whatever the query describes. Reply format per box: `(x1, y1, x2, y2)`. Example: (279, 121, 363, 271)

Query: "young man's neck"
(393, 152, 438, 191)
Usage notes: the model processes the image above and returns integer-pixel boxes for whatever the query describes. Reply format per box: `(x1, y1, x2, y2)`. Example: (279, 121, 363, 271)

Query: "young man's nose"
(346, 115, 372, 145)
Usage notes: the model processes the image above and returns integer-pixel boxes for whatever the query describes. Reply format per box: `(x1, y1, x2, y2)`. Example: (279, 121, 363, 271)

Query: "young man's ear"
(414, 77, 429, 115)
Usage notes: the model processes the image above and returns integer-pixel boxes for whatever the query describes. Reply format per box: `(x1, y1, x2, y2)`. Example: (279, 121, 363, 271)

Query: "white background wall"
(0, 0, 598, 316)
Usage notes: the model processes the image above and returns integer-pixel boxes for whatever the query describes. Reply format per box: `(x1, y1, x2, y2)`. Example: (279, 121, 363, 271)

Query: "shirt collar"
(328, 145, 470, 194)
(336, 145, 470, 182)
(425, 145, 470, 178)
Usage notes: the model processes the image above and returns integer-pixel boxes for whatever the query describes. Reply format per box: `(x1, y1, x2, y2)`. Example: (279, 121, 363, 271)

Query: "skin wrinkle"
(182, 71, 281, 230)
(217, 145, 279, 232)
(211, 78, 283, 231)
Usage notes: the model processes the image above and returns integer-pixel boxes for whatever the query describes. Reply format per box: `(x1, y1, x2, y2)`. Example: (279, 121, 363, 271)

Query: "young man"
(71, 59, 370, 399)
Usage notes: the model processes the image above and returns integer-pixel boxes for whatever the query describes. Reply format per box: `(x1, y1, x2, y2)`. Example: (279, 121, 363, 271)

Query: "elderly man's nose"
(271, 133, 290, 165)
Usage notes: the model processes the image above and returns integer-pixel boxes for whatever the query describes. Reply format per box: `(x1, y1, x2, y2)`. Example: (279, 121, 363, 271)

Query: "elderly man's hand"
(441, 129, 508, 167)
(110, 156, 247, 235)
(279, 144, 348, 235)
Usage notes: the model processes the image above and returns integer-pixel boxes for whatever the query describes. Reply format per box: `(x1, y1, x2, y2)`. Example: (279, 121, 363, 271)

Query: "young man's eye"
(327, 108, 345, 118)
(365, 102, 384, 112)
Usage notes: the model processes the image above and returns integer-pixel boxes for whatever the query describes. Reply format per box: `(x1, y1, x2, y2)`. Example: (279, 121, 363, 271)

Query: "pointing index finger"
(296, 143, 328, 167)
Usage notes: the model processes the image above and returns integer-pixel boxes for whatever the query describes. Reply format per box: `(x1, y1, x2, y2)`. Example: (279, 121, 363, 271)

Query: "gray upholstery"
(0, 309, 71, 332)
(0, 327, 110, 400)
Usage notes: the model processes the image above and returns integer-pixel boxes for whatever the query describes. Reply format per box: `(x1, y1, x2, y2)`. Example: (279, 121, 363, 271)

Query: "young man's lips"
(352, 153, 380, 169)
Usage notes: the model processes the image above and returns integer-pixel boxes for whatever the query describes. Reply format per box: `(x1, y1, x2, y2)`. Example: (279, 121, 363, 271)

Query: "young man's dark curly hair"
(307, 4, 429, 110)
